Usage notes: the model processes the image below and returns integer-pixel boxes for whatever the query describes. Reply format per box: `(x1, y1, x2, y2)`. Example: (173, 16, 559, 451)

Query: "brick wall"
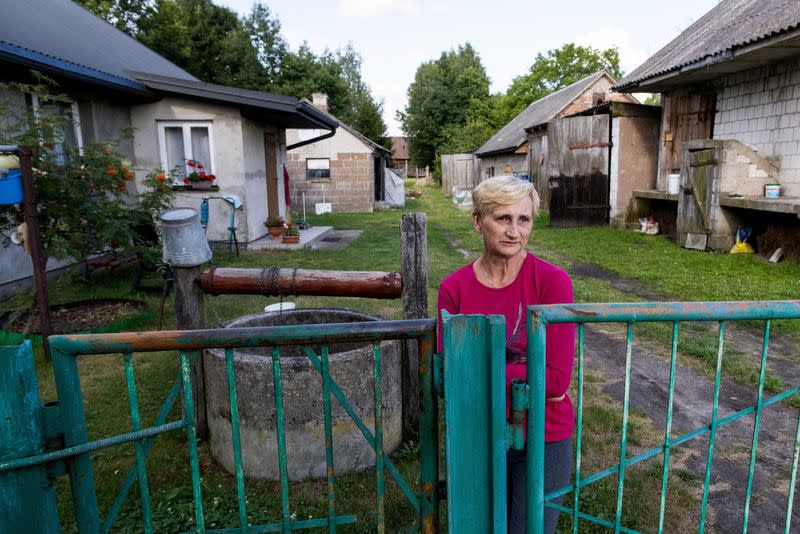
(286, 152, 374, 213)
(714, 56, 800, 194)
(560, 78, 636, 116)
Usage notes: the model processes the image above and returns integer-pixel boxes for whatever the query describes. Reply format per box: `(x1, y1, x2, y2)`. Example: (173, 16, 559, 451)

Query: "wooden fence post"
(173, 266, 208, 439)
(401, 212, 428, 441)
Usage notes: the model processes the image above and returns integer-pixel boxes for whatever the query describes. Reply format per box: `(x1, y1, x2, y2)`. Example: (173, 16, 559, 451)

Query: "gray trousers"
(507, 438, 573, 534)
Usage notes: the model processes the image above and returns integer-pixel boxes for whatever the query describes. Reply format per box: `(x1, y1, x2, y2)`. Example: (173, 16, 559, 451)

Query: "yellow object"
(730, 234, 754, 254)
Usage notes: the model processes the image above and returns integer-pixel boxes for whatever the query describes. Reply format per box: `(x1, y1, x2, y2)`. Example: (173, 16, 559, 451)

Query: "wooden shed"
(546, 102, 661, 227)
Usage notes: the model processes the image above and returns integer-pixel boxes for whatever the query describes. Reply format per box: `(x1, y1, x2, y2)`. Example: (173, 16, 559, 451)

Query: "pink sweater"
(437, 253, 575, 442)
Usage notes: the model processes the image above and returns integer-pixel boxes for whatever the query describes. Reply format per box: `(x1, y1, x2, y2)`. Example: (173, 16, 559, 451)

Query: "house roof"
(615, 0, 800, 92)
(133, 73, 338, 130)
(0, 0, 337, 131)
(0, 0, 195, 93)
(475, 71, 610, 156)
(390, 137, 409, 160)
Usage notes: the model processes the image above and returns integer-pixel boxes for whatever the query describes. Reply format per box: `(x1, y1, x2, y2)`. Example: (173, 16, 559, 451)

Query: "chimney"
(311, 93, 329, 113)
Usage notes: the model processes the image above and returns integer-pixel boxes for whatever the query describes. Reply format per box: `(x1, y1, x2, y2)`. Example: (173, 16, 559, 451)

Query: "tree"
(75, 0, 153, 36)
(334, 44, 388, 148)
(495, 43, 623, 125)
(644, 93, 662, 106)
(277, 43, 388, 148)
(242, 3, 287, 91)
(0, 80, 174, 264)
(136, 0, 268, 89)
(400, 43, 491, 168)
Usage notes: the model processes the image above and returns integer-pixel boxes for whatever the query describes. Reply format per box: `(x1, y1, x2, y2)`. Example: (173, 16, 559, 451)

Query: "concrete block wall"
(286, 152, 374, 213)
(714, 56, 800, 194)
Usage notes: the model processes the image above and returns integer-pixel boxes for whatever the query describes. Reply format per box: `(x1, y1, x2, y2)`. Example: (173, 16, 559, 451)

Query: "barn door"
(676, 148, 718, 250)
(660, 93, 716, 178)
(547, 115, 610, 227)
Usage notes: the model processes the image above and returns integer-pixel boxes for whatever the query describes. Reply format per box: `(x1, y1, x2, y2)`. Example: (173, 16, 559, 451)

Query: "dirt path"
(570, 263, 800, 533)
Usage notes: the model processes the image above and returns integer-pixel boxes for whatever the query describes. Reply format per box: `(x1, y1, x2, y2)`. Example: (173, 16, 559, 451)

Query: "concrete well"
(204, 308, 402, 480)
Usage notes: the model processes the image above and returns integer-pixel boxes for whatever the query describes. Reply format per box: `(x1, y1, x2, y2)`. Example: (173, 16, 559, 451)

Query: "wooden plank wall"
(441, 153, 478, 196)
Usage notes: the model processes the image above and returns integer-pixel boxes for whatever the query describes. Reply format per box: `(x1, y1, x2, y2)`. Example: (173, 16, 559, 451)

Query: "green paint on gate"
(0, 341, 60, 533)
(441, 312, 507, 533)
(1, 319, 438, 533)
(441, 300, 800, 534)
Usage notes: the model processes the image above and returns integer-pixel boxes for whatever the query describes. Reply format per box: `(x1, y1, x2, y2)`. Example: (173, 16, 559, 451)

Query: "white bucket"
(668, 174, 680, 195)
(765, 184, 781, 198)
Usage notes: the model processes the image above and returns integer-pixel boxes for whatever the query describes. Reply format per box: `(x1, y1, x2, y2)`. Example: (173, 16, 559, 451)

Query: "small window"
(31, 95, 83, 165)
(307, 158, 330, 180)
(157, 121, 214, 185)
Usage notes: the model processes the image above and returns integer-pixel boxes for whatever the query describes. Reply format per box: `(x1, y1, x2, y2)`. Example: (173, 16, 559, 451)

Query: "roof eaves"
(613, 21, 800, 92)
(295, 100, 339, 130)
(0, 41, 151, 96)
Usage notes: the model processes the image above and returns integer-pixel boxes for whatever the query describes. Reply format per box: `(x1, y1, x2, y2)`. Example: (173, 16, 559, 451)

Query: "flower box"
(282, 235, 300, 244)
(191, 180, 213, 190)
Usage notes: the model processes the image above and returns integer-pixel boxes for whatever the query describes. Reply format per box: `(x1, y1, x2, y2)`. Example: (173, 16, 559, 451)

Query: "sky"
(218, 0, 721, 136)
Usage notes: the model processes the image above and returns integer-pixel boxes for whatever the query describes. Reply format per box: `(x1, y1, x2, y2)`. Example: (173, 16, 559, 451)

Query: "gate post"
(173, 265, 208, 439)
(401, 212, 428, 441)
(0, 341, 59, 533)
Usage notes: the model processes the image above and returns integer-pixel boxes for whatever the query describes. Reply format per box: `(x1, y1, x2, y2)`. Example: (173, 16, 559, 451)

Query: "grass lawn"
(8, 182, 797, 531)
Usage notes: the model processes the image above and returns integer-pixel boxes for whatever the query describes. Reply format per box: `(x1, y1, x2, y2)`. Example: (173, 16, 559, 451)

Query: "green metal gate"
(0, 319, 439, 533)
(441, 300, 800, 533)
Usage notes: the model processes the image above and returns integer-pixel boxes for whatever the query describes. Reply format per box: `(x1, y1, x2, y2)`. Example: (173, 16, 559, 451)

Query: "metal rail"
(10, 318, 440, 533)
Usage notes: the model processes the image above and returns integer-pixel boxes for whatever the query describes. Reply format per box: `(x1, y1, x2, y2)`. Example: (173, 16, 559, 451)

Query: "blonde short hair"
(472, 175, 540, 219)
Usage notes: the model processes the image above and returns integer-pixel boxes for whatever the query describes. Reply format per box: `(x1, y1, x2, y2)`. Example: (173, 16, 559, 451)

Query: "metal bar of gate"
(522, 300, 800, 534)
(38, 319, 437, 533)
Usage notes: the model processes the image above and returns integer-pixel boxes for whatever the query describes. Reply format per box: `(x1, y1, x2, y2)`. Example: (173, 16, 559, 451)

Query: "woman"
(437, 175, 575, 533)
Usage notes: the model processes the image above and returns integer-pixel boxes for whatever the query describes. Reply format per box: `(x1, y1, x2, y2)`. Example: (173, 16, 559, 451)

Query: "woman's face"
(473, 195, 533, 259)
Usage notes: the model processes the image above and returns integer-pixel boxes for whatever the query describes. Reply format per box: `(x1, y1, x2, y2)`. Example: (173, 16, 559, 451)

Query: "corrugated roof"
(475, 71, 609, 156)
(615, 0, 800, 91)
(0, 0, 196, 89)
(0, 1, 338, 130)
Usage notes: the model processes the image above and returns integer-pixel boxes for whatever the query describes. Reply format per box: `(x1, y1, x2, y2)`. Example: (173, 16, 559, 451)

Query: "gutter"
(287, 100, 339, 150)
(286, 128, 336, 150)
(0, 42, 153, 98)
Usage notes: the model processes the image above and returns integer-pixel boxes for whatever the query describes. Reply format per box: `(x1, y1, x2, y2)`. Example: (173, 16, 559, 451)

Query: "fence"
(0, 318, 438, 533)
(442, 300, 800, 533)
(440, 153, 479, 197)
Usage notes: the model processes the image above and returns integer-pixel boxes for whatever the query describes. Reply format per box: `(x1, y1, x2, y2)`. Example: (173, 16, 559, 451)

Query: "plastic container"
(764, 184, 781, 198)
(668, 173, 680, 195)
(0, 169, 24, 205)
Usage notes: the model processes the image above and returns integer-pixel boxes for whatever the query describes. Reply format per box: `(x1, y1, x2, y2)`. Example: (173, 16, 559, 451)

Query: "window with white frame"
(157, 122, 214, 185)
(307, 158, 330, 181)
(31, 95, 83, 165)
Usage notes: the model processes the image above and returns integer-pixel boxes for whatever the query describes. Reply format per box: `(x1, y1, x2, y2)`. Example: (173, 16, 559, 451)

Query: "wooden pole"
(17, 147, 53, 360)
(400, 212, 428, 441)
(173, 266, 208, 439)
(200, 267, 402, 298)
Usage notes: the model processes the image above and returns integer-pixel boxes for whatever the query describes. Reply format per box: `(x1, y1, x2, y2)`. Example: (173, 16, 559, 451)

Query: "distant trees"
(494, 43, 623, 126)
(399, 42, 624, 174)
(76, 0, 388, 146)
(399, 43, 491, 168)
